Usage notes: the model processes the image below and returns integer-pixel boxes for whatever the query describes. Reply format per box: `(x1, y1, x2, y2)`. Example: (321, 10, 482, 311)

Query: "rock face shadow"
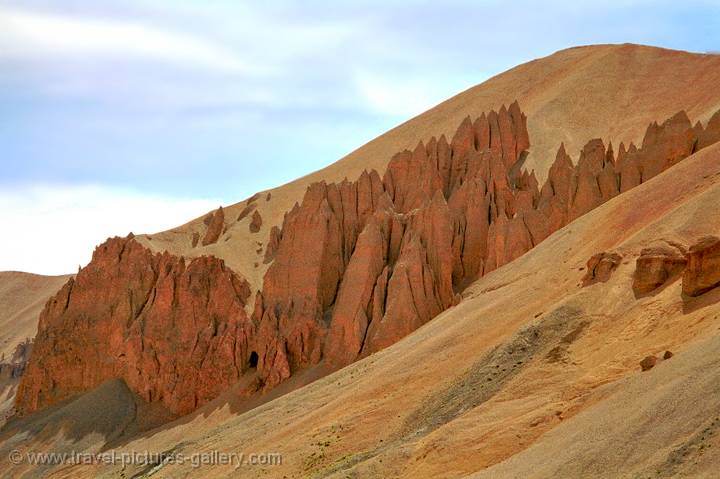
(682, 287, 720, 315)
(632, 273, 684, 300)
(681, 235, 720, 314)
(0, 379, 176, 478)
(631, 244, 688, 299)
(313, 305, 587, 478)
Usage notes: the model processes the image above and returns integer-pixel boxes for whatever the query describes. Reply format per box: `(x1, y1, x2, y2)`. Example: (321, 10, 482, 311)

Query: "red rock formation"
(698, 111, 720, 149)
(236, 204, 255, 222)
(682, 236, 720, 297)
(202, 206, 225, 245)
(632, 245, 687, 296)
(638, 112, 696, 180)
(582, 252, 622, 286)
(0, 340, 33, 381)
(640, 355, 657, 372)
(541, 109, 711, 231)
(15, 235, 254, 416)
(364, 193, 457, 354)
(264, 226, 282, 264)
(254, 103, 533, 375)
(254, 170, 387, 380)
(249, 210, 263, 233)
(18, 104, 720, 418)
(324, 218, 386, 366)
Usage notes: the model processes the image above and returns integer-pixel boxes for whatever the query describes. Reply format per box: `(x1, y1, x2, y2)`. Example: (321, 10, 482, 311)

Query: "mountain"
(134, 43, 720, 290)
(3, 43, 720, 478)
(51, 139, 720, 479)
(0, 272, 72, 359)
(0, 272, 72, 426)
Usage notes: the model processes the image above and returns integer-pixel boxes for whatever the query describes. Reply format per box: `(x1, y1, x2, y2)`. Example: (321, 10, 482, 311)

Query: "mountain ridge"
(134, 43, 720, 293)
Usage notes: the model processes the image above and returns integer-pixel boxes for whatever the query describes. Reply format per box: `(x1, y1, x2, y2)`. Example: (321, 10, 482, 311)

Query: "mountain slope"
(0, 272, 71, 426)
(0, 272, 71, 360)
(136, 44, 720, 291)
(13, 130, 720, 479)
(16, 100, 719, 421)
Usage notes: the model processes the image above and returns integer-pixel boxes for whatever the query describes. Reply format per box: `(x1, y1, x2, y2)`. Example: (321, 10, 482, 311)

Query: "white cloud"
(353, 71, 438, 117)
(0, 6, 260, 74)
(0, 184, 221, 275)
(354, 70, 479, 117)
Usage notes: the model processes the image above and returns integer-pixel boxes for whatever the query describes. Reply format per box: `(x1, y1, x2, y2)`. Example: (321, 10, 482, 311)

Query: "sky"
(1, 0, 719, 275)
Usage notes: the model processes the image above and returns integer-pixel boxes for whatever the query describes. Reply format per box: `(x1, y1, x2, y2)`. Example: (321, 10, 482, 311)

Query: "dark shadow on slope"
(682, 286, 720, 315)
(313, 304, 587, 478)
(399, 305, 584, 439)
(0, 361, 334, 479)
(0, 379, 174, 479)
(632, 273, 684, 300)
(649, 414, 720, 478)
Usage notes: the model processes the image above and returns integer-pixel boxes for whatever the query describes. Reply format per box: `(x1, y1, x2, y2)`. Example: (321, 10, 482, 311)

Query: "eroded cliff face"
(253, 103, 532, 375)
(683, 236, 720, 297)
(0, 340, 33, 382)
(633, 245, 687, 296)
(15, 235, 255, 416)
(254, 104, 720, 377)
(16, 104, 720, 417)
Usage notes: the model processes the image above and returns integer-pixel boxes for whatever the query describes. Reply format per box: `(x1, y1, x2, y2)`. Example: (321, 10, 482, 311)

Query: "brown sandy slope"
(0, 272, 71, 360)
(135, 44, 720, 293)
(13, 125, 720, 478)
(0, 272, 70, 427)
(0, 380, 174, 479)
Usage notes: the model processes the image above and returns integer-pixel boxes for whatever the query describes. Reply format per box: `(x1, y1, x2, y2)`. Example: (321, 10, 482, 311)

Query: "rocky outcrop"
(15, 235, 254, 416)
(633, 245, 687, 296)
(251, 173, 384, 383)
(258, 104, 720, 377)
(249, 210, 263, 233)
(264, 226, 282, 264)
(582, 252, 622, 286)
(17, 104, 720, 418)
(540, 111, 710, 227)
(236, 203, 256, 222)
(698, 110, 720, 150)
(640, 355, 657, 372)
(323, 218, 386, 367)
(682, 236, 720, 297)
(0, 340, 33, 381)
(255, 103, 532, 375)
(202, 206, 225, 245)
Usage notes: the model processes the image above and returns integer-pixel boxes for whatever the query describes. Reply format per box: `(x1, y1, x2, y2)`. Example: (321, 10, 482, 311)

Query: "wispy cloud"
(353, 69, 478, 117)
(0, 184, 220, 275)
(0, 6, 261, 74)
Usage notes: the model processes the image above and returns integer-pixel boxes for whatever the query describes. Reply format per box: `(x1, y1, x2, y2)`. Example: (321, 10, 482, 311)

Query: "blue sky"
(1, 0, 719, 274)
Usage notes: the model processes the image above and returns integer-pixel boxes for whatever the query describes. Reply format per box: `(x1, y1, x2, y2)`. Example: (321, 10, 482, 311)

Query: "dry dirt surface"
(0, 272, 71, 360)
(0, 272, 71, 428)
